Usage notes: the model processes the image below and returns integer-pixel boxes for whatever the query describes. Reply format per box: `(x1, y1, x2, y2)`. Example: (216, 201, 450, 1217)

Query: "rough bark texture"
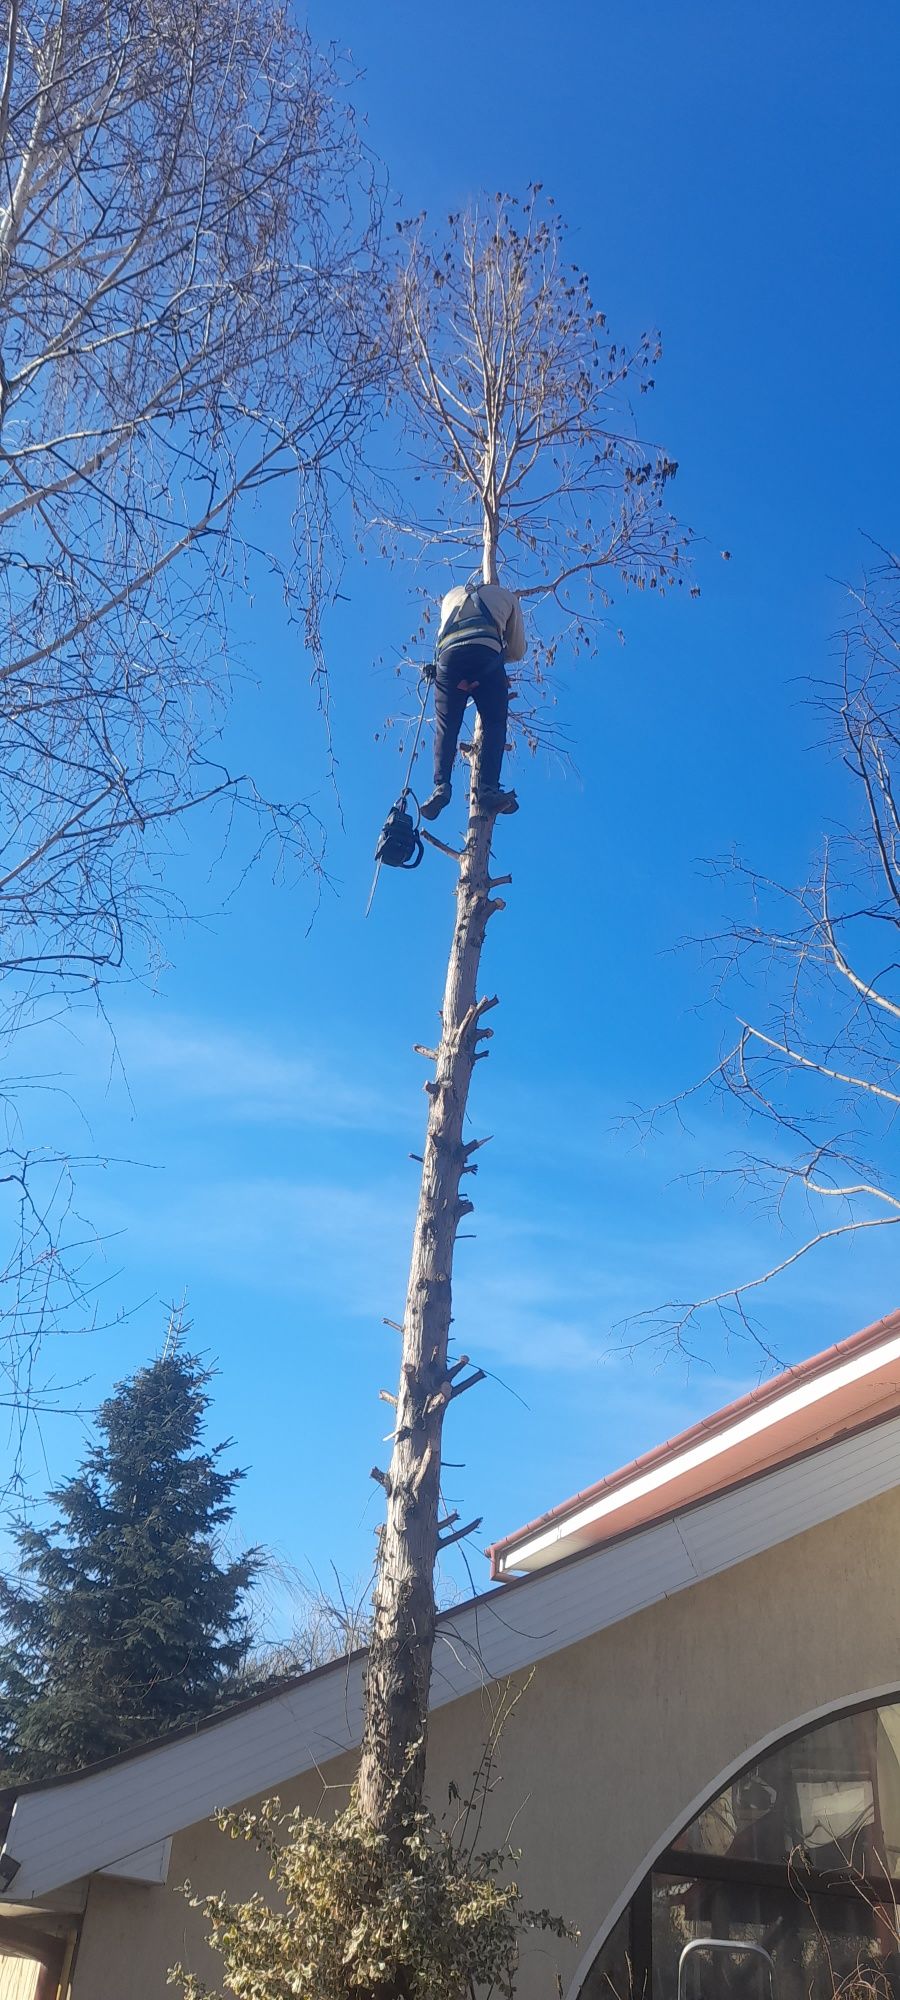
(357, 195, 687, 1858)
(357, 553, 507, 1842)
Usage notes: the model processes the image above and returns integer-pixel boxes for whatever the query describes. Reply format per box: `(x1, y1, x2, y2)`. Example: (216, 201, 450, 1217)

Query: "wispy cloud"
(96, 1159, 859, 1384)
(76, 1011, 899, 1401)
(100, 1172, 413, 1318)
(55, 1011, 404, 1136)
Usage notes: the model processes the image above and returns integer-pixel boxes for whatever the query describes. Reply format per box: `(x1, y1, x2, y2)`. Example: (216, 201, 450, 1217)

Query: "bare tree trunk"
(482, 495, 499, 586)
(357, 545, 505, 1844)
(358, 188, 686, 1854)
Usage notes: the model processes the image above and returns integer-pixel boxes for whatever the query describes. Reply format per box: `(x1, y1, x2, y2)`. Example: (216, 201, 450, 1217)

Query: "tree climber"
(420, 580, 525, 820)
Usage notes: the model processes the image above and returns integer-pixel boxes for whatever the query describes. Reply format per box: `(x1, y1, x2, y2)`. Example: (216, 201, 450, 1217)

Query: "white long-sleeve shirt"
(438, 583, 526, 662)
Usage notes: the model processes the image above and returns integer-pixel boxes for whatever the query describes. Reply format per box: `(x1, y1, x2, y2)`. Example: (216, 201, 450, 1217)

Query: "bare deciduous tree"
(358, 188, 689, 1849)
(240, 1565, 372, 1688)
(635, 544, 900, 1354)
(1, 0, 380, 989)
(0, 0, 382, 1457)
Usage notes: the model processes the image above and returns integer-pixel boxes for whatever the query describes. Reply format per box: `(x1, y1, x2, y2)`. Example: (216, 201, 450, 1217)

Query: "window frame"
(579, 1693, 900, 2000)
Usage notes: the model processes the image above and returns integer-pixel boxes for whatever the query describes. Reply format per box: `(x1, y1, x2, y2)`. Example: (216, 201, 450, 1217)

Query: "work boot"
(476, 786, 519, 816)
(420, 783, 451, 821)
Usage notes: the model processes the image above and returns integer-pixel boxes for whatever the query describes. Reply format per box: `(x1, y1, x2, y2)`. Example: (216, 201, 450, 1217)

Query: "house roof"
(488, 1307, 900, 1577)
(3, 1309, 900, 1907)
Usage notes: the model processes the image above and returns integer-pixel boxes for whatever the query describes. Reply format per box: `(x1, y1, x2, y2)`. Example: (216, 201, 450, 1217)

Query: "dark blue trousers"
(433, 644, 509, 790)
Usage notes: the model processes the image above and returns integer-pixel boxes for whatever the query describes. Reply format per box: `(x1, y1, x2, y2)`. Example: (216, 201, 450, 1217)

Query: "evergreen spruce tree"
(0, 1342, 260, 1781)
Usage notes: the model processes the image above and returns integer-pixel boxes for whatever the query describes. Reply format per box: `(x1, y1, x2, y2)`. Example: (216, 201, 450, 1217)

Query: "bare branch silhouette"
(631, 545, 900, 1355)
(0, 0, 384, 1456)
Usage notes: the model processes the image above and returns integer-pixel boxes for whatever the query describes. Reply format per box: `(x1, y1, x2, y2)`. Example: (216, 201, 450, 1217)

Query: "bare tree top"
(375, 186, 689, 687)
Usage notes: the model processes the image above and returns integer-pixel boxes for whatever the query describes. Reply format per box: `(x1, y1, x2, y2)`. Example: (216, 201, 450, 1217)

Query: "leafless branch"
(635, 549, 900, 1356)
(0, 0, 385, 1451)
(371, 186, 689, 744)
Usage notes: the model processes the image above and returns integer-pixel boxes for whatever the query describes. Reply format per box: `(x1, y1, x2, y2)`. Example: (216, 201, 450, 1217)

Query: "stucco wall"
(70, 1488, 900, 2000)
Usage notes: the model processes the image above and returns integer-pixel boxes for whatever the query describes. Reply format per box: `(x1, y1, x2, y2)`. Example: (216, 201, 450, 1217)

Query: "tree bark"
(357, 550, 506, 1844)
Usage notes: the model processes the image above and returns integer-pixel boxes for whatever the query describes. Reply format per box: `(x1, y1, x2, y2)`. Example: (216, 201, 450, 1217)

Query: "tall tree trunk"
(357, 543, 506, 1843)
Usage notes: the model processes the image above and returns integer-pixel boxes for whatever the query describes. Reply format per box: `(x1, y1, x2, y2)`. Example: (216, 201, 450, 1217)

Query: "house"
(4, 1309, 900, 2000)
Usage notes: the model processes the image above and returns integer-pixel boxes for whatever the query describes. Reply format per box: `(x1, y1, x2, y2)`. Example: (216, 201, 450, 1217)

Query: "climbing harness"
(436, 584, 505, 664)
(365, 672, 433, 918)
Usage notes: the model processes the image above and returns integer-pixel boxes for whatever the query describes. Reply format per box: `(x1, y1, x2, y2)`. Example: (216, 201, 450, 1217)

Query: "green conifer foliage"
(0, 1347, 260, 1781)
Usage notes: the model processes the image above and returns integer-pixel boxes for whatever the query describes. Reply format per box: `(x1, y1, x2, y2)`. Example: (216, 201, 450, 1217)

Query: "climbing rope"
(365, 672, 434, 918)
(395, 670, 432, 808)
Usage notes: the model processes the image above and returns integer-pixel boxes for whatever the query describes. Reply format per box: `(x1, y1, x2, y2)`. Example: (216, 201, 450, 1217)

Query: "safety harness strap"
(437, 586, 504, 661)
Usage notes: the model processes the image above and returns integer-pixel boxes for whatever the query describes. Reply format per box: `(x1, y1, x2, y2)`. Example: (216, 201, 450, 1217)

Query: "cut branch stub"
(449, 1367, 486, 1400)
(357, 729, 510, 1846)
(420, 828, 464, 861)
(437, 1515, 483, 1552)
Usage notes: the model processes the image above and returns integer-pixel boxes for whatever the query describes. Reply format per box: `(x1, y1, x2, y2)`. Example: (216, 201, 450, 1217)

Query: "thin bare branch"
(639, 551, 900, 1357)
(0, 0, 385, 1456)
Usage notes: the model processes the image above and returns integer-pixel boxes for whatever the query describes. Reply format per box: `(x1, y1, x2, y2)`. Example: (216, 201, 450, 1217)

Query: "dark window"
(579, 1699, 900, 2000)
(673, 1705, 900, 1881)
(580, 1906, 639, 2000)
(652, 1873, 891, 2000)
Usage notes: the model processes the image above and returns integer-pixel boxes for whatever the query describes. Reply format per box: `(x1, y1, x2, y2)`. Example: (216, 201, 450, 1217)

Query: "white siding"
(4, 1412, 900, 1904)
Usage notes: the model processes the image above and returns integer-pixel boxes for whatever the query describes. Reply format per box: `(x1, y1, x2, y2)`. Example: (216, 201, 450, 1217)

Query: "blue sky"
(9, 0, 900, 1633)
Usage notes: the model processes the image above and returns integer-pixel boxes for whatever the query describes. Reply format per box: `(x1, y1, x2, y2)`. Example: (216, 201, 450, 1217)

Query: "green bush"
(172, 1789, 574, 2000)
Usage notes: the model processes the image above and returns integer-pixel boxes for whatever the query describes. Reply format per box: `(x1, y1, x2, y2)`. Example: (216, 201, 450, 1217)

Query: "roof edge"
(488, 1307, 900, 1574)
(6, 1393, 900, 1814)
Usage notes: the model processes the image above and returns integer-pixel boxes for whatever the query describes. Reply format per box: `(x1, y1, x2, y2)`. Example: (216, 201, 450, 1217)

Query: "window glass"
(580, 1906, 639, 2000)
(576, 1700, 900, 2000)
(652, 1873, 892, 2000)
(673, 1704, 900, 1879)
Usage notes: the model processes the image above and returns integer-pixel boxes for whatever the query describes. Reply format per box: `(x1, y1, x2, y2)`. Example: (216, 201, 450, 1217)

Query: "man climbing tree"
(421, 579, 526, 819)
(183, 187, 690, 2000)
(0, 1333, 259, 1781)
(357, 187, 689, 1844)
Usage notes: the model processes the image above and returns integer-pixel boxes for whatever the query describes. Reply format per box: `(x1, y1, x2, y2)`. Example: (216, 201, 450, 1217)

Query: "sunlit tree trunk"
(358, 187, 686, 1850)
(357, 536, 503, 1842)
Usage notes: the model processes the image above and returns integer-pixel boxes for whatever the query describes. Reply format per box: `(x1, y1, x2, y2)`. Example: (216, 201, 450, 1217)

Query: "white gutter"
(497, 1328, 900, 1573)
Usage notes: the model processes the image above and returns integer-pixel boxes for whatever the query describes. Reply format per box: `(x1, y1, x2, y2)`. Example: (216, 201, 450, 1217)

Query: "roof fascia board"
(494, 1326, 900, 1573)
(4, 1410, 900, 1905)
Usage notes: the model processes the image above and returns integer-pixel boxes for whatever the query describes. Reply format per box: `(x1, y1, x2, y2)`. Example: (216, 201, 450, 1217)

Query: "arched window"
(580, 1697, 900, 2000)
